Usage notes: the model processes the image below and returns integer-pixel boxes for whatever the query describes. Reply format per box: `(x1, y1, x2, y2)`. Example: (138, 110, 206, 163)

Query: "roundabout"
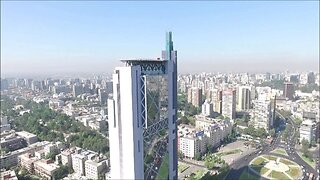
(249, 155, 302, 180)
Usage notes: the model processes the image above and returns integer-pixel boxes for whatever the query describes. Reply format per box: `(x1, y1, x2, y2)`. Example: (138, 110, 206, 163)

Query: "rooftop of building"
(195, 115, 232, 126)
(1, 141, 50, 158)
(18, 153, 39, 163)
(0, 170, 18, 180)
(120, 58, 167, 63)
(177, 125, 202, 139)
(16, 131, 37, 138)
(85, 158, 107, 167)
(34, 159, 60, 172)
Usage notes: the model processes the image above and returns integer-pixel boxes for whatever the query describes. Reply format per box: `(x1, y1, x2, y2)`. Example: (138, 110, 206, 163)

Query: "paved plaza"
(219, 141, 255, 165)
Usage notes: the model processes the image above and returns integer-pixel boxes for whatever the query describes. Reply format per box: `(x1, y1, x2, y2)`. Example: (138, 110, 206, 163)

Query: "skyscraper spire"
(166, 31, 174, 61)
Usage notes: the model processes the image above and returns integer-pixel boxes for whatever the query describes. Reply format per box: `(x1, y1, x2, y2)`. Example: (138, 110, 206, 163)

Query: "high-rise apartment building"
(283, 82, 294, 100)
(201, 100, 213, 117)
(211, 89, 222, 113)
(192, 88, 203, 107)
(307, 72, 315, 84)
(187, 88, 192, 104)
(250, 100, 273, 131)
(187, 87, 203, 107)
(108, 32, 178, 179)
(236, 86, 252, 111)
(222, 90, 236, 120)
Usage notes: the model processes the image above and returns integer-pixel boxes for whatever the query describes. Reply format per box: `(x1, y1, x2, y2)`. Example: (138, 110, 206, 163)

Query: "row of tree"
(241, 126, 267, 138)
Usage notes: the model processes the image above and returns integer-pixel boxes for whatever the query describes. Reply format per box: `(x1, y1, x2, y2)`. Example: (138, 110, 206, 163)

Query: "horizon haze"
(1, 1, 319, 77)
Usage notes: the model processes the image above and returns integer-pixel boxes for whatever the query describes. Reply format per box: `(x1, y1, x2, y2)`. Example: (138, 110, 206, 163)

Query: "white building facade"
(108, 32, 178, 179)
(250, 100, 273, 131)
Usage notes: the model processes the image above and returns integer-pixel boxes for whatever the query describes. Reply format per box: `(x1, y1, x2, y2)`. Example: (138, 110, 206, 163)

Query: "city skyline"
(1, 1, 319, 76)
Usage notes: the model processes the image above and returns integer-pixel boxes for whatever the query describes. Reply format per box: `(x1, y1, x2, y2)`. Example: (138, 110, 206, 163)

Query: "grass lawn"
(279, 159, 295, 166)
(286, 167, 301, 179)
(30, 175, 40, 180)
(216, 149, 242, 157)
(239, 170, 260, 180)
(271, 148, 288, 156)
(178, 164, 189, 173)
(156, 153, 169, 180)
(250, 166, 269, 175)
(268, 170, 291, 180)
(297, 152, 316, 168)
(262, 155, 277, 161)
(251, 157, 266, 166)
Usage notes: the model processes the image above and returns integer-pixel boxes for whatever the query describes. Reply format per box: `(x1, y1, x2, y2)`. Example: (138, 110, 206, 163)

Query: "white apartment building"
(35, 149, 46, 159)
(178, 116, 233, 159)
(72, 153, 88, 176)
(201, 100, 213, 117)
(71, 149, 98, 176)
(222, 90, 236, 120)
(250, 100, 273, 131)
(196, 115, 233, 147)
(236, 86, 252, 111)
(85, 159, 108, 180)
(55, 148, 77, 166)
(299, 120, 315, 143)
(178, 126, 206, 158)
(256, 86, 272, 101)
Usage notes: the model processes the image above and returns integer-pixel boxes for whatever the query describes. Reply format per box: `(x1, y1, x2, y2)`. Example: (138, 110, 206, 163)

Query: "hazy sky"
(1, 1, 319, 76)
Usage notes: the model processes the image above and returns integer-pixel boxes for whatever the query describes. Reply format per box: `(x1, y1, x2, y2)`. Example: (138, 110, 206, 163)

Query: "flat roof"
(16, 131, 37, 138)
(120, 59, 167, 63)
(34, 160, 59, 171)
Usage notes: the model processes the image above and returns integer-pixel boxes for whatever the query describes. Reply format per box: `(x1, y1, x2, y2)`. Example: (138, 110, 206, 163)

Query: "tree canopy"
(2, 96, 109, 155)
(241, 126, 267, 138)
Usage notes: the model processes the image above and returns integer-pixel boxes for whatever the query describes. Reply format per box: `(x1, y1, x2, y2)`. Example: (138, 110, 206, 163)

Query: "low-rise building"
(34, 159, 60, 180)
(71, 149, 98, 176)
(55, 148, 76, 166)
(49, 99, 64, 109)
(16, 131, 38, 145)
(18, 153, 39, 173)
(1, 132, 26, 151)
(178, 116, 233, 159)
(85, 159, 108, 180)
(0, 170, 18, 180)
(0, 141, 50, 169)
(35, 149, 46, 159)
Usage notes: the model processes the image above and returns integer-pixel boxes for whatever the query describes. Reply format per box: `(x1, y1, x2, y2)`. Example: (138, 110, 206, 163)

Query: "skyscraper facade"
(108, 32, 178, 179)
(187, 87, 203, 107)
(222, 90, 236, 120)
(283, 82, 294, 100)
(236, 86, 252, 111)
